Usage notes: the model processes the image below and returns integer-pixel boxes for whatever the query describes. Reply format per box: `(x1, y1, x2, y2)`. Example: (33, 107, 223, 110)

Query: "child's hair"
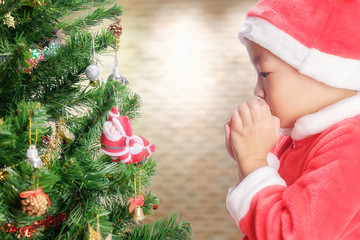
(238, 0, 360, 92)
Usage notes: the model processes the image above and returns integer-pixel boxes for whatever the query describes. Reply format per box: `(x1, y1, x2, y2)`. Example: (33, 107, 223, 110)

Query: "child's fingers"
(248, 98, 271, 123)
(237, 102, 252, 127)
(224, 123, 235, 160)
(231, 109, 243, 131)
(226, 114, 233, 127)
(247, 99, 263, 123)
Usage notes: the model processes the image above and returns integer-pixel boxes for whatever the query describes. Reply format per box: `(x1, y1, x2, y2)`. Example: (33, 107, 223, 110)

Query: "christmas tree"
(0, 0, 192, 239)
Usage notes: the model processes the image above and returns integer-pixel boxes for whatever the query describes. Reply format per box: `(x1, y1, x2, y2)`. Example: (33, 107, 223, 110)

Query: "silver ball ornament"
(107, 66, 125, 85)
(85, 60, 100, 81)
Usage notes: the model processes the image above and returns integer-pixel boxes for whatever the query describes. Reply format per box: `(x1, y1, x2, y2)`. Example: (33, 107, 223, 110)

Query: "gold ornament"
(32, 0, 43, 5)
(40, 118, 75, 165)
(88, 224, 97, 240)
(0, 169, 8, 181)
(133, 205, 145, 224)
(21, 194, 48, 216)
(88, 214, 112, 240)
(3, 12, 15, 29)
(56, 118, 75, 144)
(90, 79, 99, 87)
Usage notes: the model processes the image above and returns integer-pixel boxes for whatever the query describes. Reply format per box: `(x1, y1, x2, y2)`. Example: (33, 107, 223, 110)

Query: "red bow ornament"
(129, 195, 144, 213)
(20, 187, 51, 207)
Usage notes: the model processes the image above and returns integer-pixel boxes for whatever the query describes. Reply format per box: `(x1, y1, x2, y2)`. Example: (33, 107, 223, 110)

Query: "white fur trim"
(129, 135, 144, 155)
(120, 154, 132, 163)
(267, 152, 280, 171)
(226, 166, 286, 225)
(145, 145, 153, 154)
(280, 128, 292, 136)
(239, 17, 360, 91)
(102, 148, 129, 157)
(109, 111, 120, 118)
(132, 135, 144, 146)
(292, 94, 360, 140)
(103, 121, 122, 142)
(112, 118, 126, 137)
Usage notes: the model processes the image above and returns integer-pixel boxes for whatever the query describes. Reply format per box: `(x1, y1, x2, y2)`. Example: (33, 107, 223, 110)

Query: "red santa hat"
(108, 107, 120, 121)
(238, 0, 360, 91)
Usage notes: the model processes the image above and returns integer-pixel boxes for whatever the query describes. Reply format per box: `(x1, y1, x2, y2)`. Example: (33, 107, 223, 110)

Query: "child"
(224, 0, 360, 239)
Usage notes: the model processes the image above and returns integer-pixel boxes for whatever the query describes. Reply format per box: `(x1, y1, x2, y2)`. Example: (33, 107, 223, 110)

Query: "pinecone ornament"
(108, 20, 122, 39)
(20, 188, 50, 216)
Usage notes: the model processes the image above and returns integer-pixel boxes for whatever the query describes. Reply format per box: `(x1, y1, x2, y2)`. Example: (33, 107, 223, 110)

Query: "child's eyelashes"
(260, 72, 269, 78)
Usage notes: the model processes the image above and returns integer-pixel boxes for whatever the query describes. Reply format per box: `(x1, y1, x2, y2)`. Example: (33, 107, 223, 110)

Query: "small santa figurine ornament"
(101, 107, 155, 164)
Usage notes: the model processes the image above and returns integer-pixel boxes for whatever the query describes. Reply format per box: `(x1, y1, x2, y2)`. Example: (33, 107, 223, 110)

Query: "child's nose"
(253, 80, 265, 99)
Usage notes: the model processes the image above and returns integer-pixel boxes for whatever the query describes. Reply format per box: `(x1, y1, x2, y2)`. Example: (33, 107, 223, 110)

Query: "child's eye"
(260, 72, 269, 78)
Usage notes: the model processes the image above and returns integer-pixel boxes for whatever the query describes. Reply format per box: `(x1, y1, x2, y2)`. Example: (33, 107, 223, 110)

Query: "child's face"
(244, 40, 354, 128)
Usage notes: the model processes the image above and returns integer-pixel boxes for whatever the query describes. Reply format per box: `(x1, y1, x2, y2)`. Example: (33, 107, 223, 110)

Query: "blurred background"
(94, 0, 257, 239)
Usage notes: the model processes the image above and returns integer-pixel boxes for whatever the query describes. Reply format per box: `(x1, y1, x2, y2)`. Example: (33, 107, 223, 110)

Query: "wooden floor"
(94, 0, 257, 239)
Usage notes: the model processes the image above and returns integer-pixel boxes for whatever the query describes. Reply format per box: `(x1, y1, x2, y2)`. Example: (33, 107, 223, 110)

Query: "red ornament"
(129, 195, 144, 213)
(101, 107, 155, 164)
(1, 213, 66, 238)
(20, 188, 51, 207)
(41, 135, 51, 147)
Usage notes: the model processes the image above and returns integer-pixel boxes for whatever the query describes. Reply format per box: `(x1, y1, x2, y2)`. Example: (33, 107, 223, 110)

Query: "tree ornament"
(132, 205, 145, 224)
(30, 49, 41, 59)
(129, 174, 145, 224)
(27, 145, 43, 168)
(107, 52, 125, 85)
(108, 20, 122, 39)
(32, 0, 43, 6)
(40, 134, 57, 166)
(88, 224, 97, 240)
(27, 110, 43, 168)
(1, 213, 66, 238)
(3, 12, 15, 28)
(107, 20, 125, 85)
(23, 49, 44, 74)
(39, 119, 73, 165)
(0, 169, 8, 181)
(85, 34, 100, 86)
(101, 107, 155, 164)
(42, 39, 61, 60)
(86, 60, 100, 85)
(153, 194, 159, 210)
(41, 135, 51, 147)
(56, 118, 75, 144)
(88, 214, 112, 240)
(20, 188, 51, 217)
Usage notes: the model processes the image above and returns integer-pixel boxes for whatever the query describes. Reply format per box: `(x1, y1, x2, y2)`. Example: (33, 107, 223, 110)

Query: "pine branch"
(0, 101, 49, 166)
(60, 4, 123, 32)
(126, 214, 192, 240)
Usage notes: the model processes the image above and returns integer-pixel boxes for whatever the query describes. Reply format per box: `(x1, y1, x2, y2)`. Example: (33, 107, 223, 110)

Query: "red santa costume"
(226, 0, 360, 239)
